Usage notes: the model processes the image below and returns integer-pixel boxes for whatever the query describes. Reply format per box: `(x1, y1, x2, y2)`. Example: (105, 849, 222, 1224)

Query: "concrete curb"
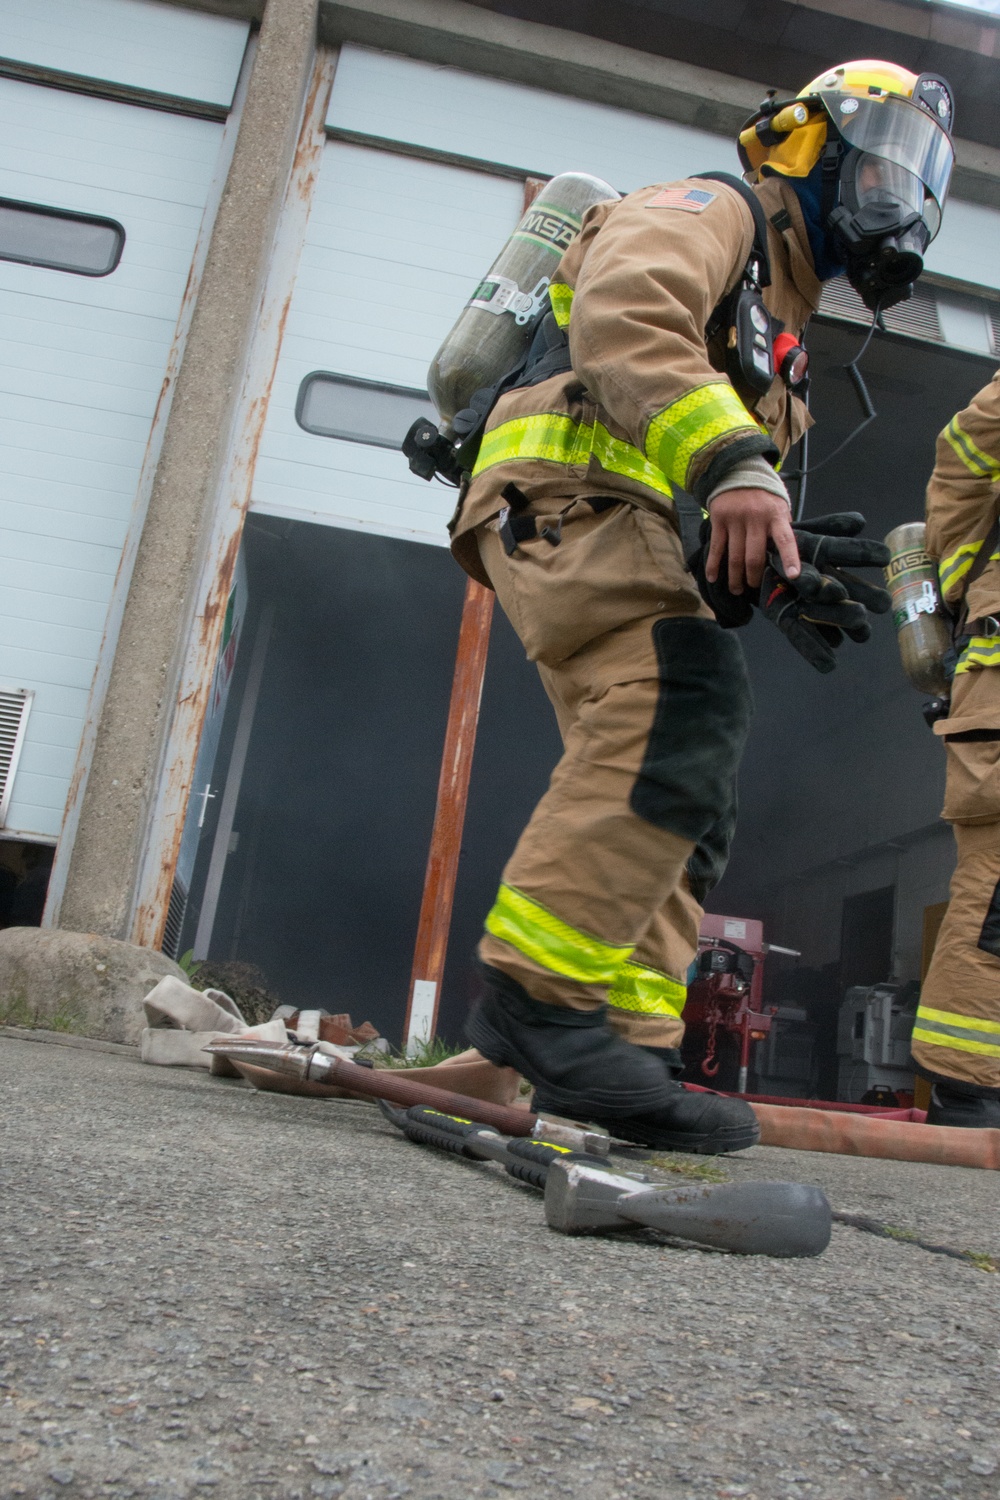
(0, 1025, 139, 1058)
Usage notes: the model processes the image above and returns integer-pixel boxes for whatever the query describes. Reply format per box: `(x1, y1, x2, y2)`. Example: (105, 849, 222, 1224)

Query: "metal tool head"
(544, 1162, 832, 1257)
(532, 1113, 611, 1157)
(201, 1038, 317, 1080)
(617, 1178, 833, 1258)
(544, 1160, 650, 1233)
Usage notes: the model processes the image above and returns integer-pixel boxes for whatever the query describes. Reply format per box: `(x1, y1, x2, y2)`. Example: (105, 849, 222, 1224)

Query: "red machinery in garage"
(680, 914, 798, 1094)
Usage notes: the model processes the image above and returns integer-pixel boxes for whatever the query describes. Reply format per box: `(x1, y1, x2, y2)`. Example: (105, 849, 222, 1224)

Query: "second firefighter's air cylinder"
(427, 172, 620, 433)
(884, 522, 952, 696)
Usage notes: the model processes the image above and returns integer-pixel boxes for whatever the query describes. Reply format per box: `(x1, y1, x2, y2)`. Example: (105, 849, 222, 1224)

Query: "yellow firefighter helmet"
(738, 59, 953, 219)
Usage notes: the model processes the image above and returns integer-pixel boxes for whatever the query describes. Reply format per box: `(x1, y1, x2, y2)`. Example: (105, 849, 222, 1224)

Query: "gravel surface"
(1, 1036, 998, 1500)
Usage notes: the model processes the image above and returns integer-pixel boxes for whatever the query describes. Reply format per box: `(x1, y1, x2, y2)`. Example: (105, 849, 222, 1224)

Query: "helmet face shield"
(826, 94, 953, 230)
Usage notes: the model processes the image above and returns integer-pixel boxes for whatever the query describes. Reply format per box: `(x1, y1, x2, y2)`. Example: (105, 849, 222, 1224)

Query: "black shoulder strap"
(691, 171, 771, 289)
(964, 513, 1000, 595)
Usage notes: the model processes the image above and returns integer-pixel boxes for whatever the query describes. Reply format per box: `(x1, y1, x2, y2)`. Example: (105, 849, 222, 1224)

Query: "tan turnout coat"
(450, 173, 822, 584)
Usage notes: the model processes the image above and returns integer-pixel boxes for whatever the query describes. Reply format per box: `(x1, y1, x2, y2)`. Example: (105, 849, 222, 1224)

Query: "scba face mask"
(823, 90, 954, 310)
(829, 151, 932, 308)
(738, 64, 954, 312)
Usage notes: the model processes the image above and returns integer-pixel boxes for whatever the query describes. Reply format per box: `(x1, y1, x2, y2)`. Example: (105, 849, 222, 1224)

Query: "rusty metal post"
(403, 578, 495, 1050)
(402, 177, 547, 1050)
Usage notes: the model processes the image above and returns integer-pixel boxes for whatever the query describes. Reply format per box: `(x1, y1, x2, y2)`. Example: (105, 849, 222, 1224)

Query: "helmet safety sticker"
(646, 187, 717, 212)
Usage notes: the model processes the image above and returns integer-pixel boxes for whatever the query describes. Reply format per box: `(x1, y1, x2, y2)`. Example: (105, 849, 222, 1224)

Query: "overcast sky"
(935, 0, 1000, 14)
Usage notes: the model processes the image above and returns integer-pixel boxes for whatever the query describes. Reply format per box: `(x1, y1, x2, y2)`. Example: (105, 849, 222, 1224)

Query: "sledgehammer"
(382, 1102, 830, 1257)
(545, 1159, 832, 1257)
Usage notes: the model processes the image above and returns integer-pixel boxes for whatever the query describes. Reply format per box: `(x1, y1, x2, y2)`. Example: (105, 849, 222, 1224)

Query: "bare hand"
(705, 487, 801, 595)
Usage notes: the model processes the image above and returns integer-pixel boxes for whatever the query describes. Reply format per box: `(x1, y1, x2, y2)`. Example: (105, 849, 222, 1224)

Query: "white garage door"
(0, 80, 229, 839)
(250, 141, 524, 543)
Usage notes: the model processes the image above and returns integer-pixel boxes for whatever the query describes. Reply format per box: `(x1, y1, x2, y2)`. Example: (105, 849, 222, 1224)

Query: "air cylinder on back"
(427, 172, 620, 435)
(884, 522, 952, 697)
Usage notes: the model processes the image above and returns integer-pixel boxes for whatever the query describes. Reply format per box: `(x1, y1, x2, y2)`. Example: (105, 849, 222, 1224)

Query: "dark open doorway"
(840, 886, 896, 993)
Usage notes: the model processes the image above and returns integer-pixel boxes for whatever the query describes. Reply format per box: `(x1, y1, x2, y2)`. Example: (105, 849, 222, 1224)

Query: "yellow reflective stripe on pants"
(472, 413, 674, 500)
(943, 416, 1000, 483)
(644, 382, 761, 491)
(607, 959, 686, 1019)
(912, 1003, 1000, 1058)
(485, 883, 632, 984)
(955, 636, 1000, 674)
(548, 281, 574, 328)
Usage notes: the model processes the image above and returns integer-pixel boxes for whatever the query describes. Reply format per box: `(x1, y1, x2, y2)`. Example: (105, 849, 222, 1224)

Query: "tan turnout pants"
(915, 665, 1000, 1090)
(474, 495, 753, 1050)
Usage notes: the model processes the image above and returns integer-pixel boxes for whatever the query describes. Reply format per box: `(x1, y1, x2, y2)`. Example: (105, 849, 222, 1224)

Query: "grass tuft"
(644, 1154, 730, 1184)
(881, 1223, 920, 1243)
(373, 1037, 467, 1069)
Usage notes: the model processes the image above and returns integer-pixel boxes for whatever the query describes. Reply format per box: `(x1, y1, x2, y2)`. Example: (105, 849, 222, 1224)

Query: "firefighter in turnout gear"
(444, 61, 953, 1152)
(915, 373, 1000, 1128)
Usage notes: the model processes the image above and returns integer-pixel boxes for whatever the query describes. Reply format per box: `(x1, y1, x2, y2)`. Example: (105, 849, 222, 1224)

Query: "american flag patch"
(645, 187, 717, 212)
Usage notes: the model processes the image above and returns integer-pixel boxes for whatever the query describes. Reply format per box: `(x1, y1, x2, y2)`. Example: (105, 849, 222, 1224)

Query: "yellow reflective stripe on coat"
(943, 416, 1000, 483)
(548, 281, 574, 328)
(472, 413, 674, 499)
(644, 381, 761, 491)
(485, 883, 632, 984)
(939, 540, 1000, 595)
(607, 960, 686, 1019)
(912, 1003, 1000, 1058)
(955, 635, 1000, 674)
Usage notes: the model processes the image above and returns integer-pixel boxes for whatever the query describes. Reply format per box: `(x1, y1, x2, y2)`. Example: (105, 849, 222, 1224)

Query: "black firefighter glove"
(690, 512, 892, 674)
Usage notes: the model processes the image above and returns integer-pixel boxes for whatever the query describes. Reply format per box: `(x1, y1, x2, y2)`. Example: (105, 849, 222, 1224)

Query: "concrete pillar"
(53, 0, 321, 940)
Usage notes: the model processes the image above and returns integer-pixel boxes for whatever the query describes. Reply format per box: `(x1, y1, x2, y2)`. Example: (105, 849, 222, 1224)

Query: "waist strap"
(472, 412, 675, 500)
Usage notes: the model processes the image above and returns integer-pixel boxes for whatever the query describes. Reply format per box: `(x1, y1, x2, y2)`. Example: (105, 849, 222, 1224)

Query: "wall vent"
(989, 305, 1000, 358)
(162, 878, 189, 960)
(883, 287, 943, 344)
(817, 279, 943, 343)
(817, 277, 870, 326)
(0, 687, 33, 828)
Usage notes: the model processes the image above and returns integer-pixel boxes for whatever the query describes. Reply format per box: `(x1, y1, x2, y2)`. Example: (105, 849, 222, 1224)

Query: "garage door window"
(0, 198, 125, 276)
(296, 372, 436, 449)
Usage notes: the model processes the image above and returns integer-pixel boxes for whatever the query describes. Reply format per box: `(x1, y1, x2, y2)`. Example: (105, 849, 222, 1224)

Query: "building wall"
(4, 1, 1000, 1009)
(0, 0, 250, 841)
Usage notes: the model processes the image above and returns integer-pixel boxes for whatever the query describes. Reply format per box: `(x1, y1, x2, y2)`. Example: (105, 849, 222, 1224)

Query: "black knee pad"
(686, 807, 738, 904)
(630, 617, 753, 845)
(978, 872, 1000, 959)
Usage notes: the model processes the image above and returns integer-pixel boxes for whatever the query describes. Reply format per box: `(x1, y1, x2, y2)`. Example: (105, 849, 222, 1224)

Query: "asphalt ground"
(1, 1036, 998, 1500)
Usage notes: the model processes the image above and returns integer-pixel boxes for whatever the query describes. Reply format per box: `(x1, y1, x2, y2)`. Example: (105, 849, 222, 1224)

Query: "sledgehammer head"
(545, 1161, 832, 1258)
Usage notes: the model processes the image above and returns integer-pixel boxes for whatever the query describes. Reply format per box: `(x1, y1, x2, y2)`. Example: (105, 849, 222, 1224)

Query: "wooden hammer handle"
(323, 1055, 536, 1137)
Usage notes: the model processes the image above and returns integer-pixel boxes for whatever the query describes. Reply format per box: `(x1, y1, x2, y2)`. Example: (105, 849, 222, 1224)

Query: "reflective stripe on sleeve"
(644, 382, 761, 491)
(472, 413, 674, 499)
(938, 540, 1000, 595)
(912, 1004, 1000, 1058)
(943, 416, 1000, 483)
(548, 282, 574, 328)
(607, 960, 687, 1019)
(485, 883, 633, 984)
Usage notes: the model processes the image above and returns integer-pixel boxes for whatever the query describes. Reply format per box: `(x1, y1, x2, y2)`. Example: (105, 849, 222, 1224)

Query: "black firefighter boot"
(466, 966, 759, 1155)
(925, 1078, 1000, 1129)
